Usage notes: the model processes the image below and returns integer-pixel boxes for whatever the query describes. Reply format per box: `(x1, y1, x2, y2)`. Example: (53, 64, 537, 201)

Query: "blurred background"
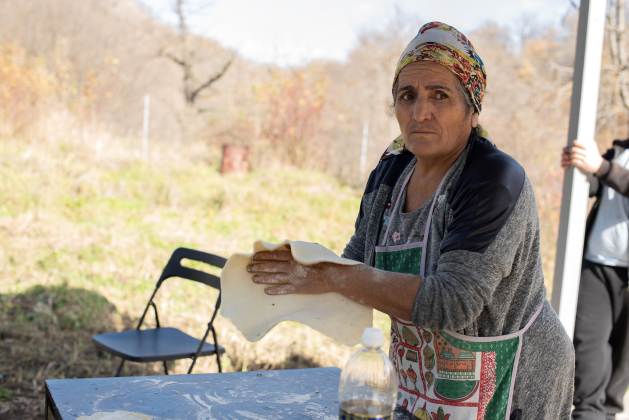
(0, 0, 626, 417)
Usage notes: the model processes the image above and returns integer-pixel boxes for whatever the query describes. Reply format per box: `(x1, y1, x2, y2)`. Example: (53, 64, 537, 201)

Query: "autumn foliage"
(254, 69, 328, 164)
(0, 44, 56, 135)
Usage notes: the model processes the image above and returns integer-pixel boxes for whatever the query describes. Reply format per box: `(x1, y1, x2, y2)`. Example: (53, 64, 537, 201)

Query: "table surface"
(45, 367, 341, 420)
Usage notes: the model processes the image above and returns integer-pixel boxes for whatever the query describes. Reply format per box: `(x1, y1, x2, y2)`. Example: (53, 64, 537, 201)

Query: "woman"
(248, 22, 574, 419)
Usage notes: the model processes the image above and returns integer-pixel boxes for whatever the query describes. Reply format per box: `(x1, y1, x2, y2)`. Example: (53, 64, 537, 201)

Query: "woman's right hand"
(247, 250, 342, 296)
(561, 140, 603, 175)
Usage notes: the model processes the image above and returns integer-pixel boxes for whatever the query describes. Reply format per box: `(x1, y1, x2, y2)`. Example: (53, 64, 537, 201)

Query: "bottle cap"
(361, 327, 384, 348)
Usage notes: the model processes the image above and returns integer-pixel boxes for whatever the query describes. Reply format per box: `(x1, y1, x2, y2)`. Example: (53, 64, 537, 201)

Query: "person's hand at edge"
(561, 139, 604, 175)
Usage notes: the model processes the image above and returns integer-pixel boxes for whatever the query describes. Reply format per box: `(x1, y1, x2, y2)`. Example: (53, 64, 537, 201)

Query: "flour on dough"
(220, 240, 373, 346)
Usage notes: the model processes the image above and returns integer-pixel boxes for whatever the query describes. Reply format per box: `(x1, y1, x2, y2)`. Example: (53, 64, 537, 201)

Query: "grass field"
(0, 135, 395, 417)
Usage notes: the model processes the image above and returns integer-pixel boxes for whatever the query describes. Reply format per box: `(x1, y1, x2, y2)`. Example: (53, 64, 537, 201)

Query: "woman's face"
(394, 61, 478, 160)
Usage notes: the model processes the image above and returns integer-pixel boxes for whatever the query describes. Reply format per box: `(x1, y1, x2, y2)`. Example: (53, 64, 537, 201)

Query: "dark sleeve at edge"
(440, 141, 526, 254)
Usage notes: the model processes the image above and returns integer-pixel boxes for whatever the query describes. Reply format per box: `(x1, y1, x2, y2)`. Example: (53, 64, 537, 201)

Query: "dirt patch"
(0, 283, 350, 419)
(0, 284, 159, 419)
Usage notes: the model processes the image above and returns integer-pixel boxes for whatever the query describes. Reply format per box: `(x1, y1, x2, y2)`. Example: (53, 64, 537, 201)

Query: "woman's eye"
(434, 91, 448, 100)
(399, 92, 413, 102)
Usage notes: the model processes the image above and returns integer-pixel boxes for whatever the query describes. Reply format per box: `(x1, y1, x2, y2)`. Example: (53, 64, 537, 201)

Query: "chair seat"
(92, 327, 225, 363)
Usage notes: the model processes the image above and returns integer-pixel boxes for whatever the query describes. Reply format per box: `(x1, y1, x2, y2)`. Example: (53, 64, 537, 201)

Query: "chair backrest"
(136, 247, 226, 331)
(157, 247, 226, 291)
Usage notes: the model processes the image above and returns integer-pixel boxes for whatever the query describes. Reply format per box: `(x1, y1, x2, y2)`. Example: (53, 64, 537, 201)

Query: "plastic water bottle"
(338, 327, 398, 420)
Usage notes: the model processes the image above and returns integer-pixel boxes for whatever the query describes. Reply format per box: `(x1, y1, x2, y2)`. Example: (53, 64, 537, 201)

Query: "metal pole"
(142, 94, 151, 160)
(551, 0, 606, 339)
(359, 121, 369, 178)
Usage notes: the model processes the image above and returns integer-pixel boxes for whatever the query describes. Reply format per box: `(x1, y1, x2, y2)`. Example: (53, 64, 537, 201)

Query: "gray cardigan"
(342, 134, 575, 419)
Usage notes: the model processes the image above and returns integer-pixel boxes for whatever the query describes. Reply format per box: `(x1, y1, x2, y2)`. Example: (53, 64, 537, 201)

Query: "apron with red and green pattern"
(374, 167, 541, 420)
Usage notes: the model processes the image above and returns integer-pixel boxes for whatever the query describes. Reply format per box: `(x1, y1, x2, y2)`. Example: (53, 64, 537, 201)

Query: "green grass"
(5, 284, 116, 332)
(0, 135, 402, 418)
(0, 386, 12, 400)
(0, 136, 370, 416)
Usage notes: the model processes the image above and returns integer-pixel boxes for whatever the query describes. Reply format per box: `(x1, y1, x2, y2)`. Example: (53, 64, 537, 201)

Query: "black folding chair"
(92, 247, 226, 376)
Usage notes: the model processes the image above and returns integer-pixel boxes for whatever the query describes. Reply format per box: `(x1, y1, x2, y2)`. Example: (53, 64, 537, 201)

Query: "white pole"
(360, 121, 369, 178)
(142, 94, 151, 160)
(552, 0, 607, 338)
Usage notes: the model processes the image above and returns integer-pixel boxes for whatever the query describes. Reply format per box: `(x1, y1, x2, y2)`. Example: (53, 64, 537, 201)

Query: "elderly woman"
(248, 22, 574, 419)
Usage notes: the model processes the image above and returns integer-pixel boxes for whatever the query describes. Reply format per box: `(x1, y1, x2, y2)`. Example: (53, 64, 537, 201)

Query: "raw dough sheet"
(220, 240, 373, 346)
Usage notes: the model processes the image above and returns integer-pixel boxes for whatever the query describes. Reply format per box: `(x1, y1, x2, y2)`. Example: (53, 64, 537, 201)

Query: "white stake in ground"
(142, 94, 151, 161)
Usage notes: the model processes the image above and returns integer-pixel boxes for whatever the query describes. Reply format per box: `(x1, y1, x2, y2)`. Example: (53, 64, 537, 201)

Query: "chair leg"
(188, 356, 198, 374)
(215, 352, 222, 373)
(115, 359, 125, 377)
(162, 361, 169, 375)
(210, 327, 223, 373)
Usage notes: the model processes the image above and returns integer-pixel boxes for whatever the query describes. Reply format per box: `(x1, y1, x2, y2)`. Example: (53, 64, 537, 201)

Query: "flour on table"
(77, 411, 152, 420)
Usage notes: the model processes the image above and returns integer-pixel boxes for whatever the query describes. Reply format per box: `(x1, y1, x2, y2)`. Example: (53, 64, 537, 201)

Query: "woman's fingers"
(264, 284, 298, 295)
(252, 250, 292, 262)
(252, 273, 290, 285)
(248, 254, 335, 295)
(247, 261, 288, 274)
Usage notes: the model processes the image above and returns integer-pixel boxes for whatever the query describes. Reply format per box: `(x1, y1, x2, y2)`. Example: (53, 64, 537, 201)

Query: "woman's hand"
(561, 140, 603, 175)
(247, 249, 421, 319)
(246, 250, 338, 295)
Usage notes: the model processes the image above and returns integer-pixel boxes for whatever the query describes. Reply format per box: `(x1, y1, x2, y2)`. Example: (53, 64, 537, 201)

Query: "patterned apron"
(374, 167, 542, 420)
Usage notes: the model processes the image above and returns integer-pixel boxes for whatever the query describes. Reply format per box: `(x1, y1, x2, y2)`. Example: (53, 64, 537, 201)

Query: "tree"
(254, 68, 327, 165)
(600, 0, 629, 137)
(159, 0, 232, 108)
(608, 0, 629, 104)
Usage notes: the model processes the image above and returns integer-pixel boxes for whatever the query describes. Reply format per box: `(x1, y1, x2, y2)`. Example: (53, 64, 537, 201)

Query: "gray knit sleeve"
(411, 178, 536, 330)
(341, 192, 371, 263)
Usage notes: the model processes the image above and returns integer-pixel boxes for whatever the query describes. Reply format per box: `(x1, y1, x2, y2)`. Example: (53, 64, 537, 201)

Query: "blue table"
(45, 367, 341, 419)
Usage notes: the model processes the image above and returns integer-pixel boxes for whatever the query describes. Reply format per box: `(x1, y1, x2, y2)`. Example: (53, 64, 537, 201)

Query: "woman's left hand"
(246, 250, 336, 295)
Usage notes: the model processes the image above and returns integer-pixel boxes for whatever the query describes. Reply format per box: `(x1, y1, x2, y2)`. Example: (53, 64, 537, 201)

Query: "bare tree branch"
(617, 0, 627, 64)
(189, 57, 233, 104)
(157, 48, 186, 68)
(162, 0, 232, 107)
(607, 0, 629, 110)
(174, 0, 188, 38)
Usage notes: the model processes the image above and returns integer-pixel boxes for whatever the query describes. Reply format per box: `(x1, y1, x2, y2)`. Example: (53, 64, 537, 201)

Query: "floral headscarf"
(394, 21, 486, 113)
(385, 22, 487, 156)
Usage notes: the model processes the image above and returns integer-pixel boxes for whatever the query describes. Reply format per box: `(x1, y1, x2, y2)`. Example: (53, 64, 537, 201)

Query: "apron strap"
(381, 160, 454, 278)
(382, 163, 415, 242)
(518, 303, 544, 336)
(419, 167, 453, 277)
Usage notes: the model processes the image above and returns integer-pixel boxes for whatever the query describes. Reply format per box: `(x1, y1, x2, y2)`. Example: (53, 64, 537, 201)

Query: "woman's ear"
(471, 113, 479, 128)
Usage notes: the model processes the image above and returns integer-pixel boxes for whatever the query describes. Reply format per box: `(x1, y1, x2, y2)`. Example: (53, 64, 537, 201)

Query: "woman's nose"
(411, 98, 432, 121)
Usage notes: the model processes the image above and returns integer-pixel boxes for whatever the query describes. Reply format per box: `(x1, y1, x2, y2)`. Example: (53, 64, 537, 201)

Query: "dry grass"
(0, 133, 384, 418)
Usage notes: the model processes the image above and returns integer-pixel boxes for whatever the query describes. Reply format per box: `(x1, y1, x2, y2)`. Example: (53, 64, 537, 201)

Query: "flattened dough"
(220, 240, 373, 346)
